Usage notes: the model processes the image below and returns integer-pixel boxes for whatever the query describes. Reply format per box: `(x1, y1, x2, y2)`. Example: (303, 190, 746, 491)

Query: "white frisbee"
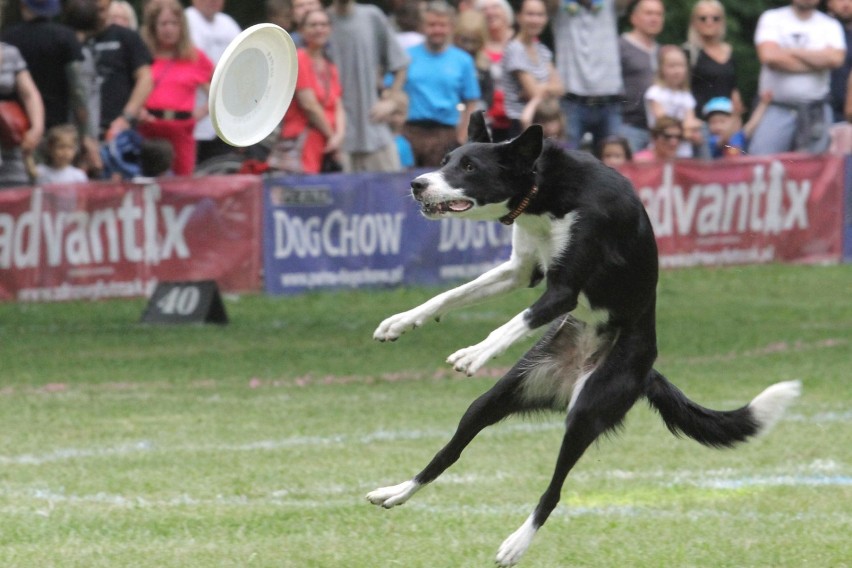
(209, 23, 298, 147)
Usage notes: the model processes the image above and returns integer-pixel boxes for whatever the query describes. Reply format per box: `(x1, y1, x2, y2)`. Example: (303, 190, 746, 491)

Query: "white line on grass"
(3, 476, 851, 521)
(0, 407, 846, 468)
(0, 421, 564, 466)
(0, 440, 155, 466)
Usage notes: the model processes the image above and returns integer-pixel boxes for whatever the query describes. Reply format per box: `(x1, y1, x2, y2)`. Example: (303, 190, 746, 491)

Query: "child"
(139, 137, 175, 177)
(595, 135, 633, 168)
(36, 124, 89, 184)
(387, 90, 415, 169)
(529, 96, 568, 148)
(644, 45, 697, 131)
(704, 93, 772, 158)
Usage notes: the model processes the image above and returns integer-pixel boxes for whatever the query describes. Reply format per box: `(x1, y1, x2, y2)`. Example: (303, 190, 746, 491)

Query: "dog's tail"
(645, 370, 801, 448)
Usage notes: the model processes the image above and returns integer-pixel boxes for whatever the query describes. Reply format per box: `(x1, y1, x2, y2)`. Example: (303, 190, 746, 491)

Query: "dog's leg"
(495, 337, 646, 566)
(367, 360, 541, 508)
(447, 311, 532, 375)
(447, 275, 585, 376)
(373, 258, 529, 341)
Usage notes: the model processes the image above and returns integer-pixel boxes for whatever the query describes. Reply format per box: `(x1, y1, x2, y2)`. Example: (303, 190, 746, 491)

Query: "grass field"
(0, 264, 850, 567)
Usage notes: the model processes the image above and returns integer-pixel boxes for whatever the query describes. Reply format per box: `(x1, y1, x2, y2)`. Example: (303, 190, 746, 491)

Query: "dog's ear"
(508, 124, 543, 167)
(467, 110, 492, 143)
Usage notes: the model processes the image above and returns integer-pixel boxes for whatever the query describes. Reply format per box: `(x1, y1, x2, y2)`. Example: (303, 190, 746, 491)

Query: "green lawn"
(0, 264, 849, 567)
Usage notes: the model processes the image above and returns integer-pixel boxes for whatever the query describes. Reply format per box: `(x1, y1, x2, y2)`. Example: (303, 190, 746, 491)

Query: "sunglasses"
(658, 132, 683, 141)
(697, 15, 722, 23)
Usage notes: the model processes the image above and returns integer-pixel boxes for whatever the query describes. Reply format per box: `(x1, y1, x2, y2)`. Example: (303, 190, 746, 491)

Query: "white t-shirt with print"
(754, 6, 846, 103)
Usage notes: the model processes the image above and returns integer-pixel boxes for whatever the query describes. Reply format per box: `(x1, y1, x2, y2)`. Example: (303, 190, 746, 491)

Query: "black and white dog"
(367, 112, 800, 566)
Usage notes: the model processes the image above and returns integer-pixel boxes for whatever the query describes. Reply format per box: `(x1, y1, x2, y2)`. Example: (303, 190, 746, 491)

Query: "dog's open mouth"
(422, 200, 474, 216)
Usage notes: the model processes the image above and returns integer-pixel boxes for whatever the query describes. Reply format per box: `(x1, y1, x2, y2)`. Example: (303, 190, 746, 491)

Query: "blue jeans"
(560, 96, 623, 152)
(748, 102, 832, 155)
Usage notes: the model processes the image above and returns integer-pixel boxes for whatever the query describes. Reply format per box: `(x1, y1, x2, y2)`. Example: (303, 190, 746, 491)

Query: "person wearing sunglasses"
(684, 0, 743, 122)
(633, 115, 683, 162)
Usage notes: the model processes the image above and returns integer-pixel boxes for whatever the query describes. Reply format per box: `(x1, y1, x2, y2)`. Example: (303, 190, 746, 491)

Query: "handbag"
(0, 99, 30, 148)
(321, 152, 343, 173)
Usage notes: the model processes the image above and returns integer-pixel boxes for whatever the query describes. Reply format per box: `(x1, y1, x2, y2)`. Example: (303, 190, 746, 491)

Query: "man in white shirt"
(749, 0, 846, 154)
(185, 0, 241, 166)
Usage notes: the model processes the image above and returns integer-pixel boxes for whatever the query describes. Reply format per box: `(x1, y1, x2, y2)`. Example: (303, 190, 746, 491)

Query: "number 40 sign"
(141, 281, 228, 325)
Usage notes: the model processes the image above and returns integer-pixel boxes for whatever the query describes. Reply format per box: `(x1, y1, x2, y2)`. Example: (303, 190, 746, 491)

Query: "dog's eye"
(462, 160, 475, 172)
(440, 155, 450, 166)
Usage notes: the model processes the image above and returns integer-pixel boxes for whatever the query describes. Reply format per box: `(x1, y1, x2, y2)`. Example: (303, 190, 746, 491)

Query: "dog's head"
(410, 112, 543, 222)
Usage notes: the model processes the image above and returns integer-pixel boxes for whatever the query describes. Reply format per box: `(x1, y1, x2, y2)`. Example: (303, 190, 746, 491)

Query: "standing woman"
(502, 0, 564, 138)
(684, 0, 743, 119)
(476, 0, 515, 141)
(274, 8, 345, 174)
(137, 0, 214, 176)
(0, 42, 44, 188)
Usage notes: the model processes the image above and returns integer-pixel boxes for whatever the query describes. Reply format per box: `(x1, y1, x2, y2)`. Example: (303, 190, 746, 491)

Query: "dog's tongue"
(448, 200, 471, 212)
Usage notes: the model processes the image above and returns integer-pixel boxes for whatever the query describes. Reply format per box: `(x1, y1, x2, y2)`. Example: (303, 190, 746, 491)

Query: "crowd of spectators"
(0, 0, 849, 188)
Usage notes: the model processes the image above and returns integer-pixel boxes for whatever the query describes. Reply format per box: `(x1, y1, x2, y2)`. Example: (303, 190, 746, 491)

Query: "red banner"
(0, 176, 262, 301)
(621, 154, 845, 268)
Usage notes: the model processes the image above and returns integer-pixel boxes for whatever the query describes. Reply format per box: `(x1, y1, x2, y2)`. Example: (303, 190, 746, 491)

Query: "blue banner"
(263, 172, 513, 295)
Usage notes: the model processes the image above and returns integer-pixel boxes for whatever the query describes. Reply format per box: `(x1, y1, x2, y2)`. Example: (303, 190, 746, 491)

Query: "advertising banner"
(1, 153, 843, 302)
(845, 156, 852, 263)
(621, 154, 844, 268)
(263, 171, 513, 295)
(264, 154, 845, 295)
(0, 176, 262, 302)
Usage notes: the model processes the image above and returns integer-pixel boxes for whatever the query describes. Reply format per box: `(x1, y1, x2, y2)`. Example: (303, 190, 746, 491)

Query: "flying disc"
(209, 23, 297, 147)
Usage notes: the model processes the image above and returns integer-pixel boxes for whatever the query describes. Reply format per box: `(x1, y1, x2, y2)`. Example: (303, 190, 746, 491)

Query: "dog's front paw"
(447, 343, 493, 376)
(373, 309, 432, 342)
(495, 515, 537, 566)
(366, 480, 421, 508)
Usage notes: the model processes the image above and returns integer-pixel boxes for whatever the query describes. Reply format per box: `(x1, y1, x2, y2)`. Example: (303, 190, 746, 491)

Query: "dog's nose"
(411, 177, 429, 198)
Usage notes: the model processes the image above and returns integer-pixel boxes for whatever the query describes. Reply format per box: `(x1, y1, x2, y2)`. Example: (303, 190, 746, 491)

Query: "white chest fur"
(514, 212, 579, 272)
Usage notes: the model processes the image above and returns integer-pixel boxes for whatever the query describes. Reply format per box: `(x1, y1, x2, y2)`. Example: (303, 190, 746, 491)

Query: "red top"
(281, 48, 342, 173)
(146, 48, 214, 112)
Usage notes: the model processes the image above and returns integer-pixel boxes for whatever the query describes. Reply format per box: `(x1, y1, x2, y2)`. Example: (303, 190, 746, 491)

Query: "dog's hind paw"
(366, 480, 421, 508)
(495, 515, 538, 566)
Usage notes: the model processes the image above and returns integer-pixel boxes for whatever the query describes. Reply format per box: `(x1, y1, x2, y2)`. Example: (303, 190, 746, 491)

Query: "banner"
(1, 153, 843, 302)
(845, 156, 852, 263)
(264, 154, 845, 295)
(263, 171, 513, 295)
(621, 154, 844, 268)
(0, 176, 262, 302)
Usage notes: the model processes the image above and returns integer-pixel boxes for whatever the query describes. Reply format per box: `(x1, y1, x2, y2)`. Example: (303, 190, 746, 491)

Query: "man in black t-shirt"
(92, 0, 152, 141)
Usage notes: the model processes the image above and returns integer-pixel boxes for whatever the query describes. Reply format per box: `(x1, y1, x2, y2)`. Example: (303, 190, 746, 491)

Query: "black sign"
(140, 281, 228, 325)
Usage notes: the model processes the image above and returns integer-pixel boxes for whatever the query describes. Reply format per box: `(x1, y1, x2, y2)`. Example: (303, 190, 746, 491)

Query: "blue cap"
(702, 96, 733, 117)
(22, 0, 61, 18)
